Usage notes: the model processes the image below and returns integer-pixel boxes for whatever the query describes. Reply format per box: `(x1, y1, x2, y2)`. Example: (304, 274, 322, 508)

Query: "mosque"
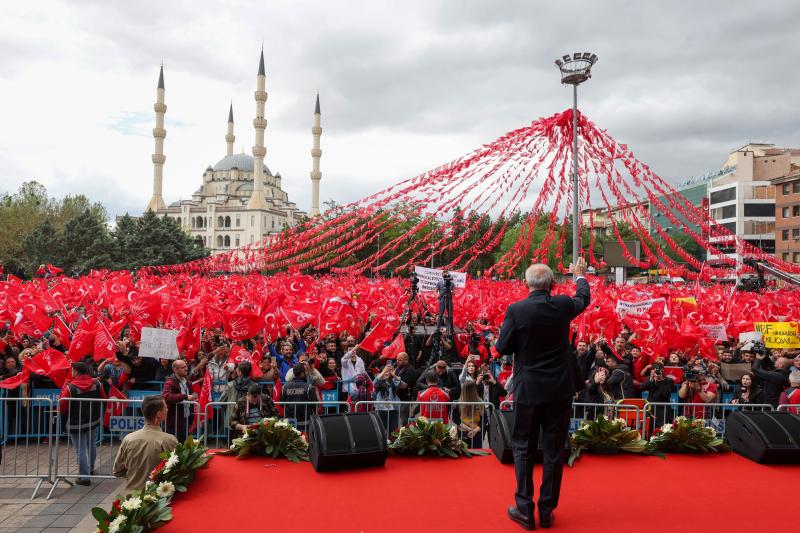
(145, 50, 322, 253)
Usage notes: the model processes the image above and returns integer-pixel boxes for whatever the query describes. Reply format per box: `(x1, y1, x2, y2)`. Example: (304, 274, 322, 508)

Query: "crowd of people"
(2, 281, 800, 486)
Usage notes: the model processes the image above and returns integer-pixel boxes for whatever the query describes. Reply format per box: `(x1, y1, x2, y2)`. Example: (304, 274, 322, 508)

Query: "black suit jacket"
(494, 278, 591, 406)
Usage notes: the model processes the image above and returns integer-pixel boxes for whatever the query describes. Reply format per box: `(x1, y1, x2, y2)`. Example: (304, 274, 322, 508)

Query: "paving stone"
(49, 515, 84, 528)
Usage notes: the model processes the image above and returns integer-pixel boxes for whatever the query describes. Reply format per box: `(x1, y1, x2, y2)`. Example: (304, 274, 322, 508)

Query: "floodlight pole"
(572, 84, 579, 263)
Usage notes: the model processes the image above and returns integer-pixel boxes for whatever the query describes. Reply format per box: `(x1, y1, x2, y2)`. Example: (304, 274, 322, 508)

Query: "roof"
(213, 153, 272, 175)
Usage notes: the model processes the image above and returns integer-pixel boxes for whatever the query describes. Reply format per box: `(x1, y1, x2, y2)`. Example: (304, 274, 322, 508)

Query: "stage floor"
(162, 452, 798, 533)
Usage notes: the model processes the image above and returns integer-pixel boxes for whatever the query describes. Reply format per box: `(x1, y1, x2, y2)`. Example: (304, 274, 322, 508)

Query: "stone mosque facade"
(145, 50, 323, 254)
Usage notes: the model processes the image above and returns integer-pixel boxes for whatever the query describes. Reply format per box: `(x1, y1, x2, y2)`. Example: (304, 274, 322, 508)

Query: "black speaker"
(726, 411, 800, 464)
(490, 409, 515, 464)
(308, 412, 388, 472)
(489, 409, 571, 464)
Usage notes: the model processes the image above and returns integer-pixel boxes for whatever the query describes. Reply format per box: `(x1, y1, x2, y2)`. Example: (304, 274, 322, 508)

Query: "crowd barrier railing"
(499, 401, 646, 436)
(200, 401, 352, 450)
(48, 397, 200, 499)
(643, 402, 773, 436)
(0, 397, 55, 499)
(354, 400, 495, 448)
(776, 404, 800, 414)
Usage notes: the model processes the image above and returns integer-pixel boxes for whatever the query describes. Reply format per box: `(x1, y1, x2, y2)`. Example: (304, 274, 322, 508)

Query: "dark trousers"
(512, 398, 571, 518)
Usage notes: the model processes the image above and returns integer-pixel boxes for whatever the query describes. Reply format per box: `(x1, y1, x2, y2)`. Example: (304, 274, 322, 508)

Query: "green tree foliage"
(0, 182, 208, 276)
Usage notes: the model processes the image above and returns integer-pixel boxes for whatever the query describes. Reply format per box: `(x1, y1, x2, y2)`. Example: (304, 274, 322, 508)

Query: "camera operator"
(678, 365, 716, 418)
(604, 355, 634, 400)
(752, 349, 791, 407)
(425, 326, 458, 367)
(435, 270, 454, 333)
(640, 364, 674, 426)
(476, 362, 506, 409)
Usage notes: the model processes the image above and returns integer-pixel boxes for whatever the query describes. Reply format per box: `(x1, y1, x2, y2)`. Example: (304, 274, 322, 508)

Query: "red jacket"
(418, 386, 450, 423)
(59, 375, 106, 414)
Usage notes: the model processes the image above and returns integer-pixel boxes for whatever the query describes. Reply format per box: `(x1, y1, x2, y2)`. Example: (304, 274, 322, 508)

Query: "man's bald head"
(525, 264, 555, 291)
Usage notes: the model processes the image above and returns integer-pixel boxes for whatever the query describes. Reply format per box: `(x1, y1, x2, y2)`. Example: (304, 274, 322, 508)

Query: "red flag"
(25, 349, 71, 388)
(68, 317, 96, 361)
(227, 345, 250, 366)
(380, 334, 405, 360)
(222, 310, 264, 341)
(196, 368, 213, 426)
(47, 264, 64, 276)
(53, 315, 72, 350)
(103, 385, 127, 427)
(93, 319, 117, 361)
(0, 367, 31, 389)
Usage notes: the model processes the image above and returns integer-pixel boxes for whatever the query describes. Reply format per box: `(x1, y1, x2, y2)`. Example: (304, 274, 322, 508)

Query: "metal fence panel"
(0, 397, 55, 499)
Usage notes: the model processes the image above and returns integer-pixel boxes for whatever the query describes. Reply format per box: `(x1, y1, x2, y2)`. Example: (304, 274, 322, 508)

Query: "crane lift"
(738, 258, 800, 292)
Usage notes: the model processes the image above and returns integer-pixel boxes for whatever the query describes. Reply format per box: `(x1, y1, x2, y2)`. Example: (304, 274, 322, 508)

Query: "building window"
(250, 235, 254, 243)
(743, 203, 775, 217)
(217, 216, 224, 227)
(793, 228, 800, 239)
(224, 235, 231, 247)
(271, 218, 275, 229)
(710, 187, 736, 204)
(795, 205, 800, 217)
(236, 215, 241, 228)
(794, 182, 800, 194)
(795, 252, 800, 263)
(783, 229, 790, 240)
(216, 235, 223, 248)
(250, 215, 254, 227)
(784, 253, 790, 262)
(225, 216, 231, 228)
(783, 184, 791, 195)
(235, 235, 240, 247)
(783, 207, 790, 218)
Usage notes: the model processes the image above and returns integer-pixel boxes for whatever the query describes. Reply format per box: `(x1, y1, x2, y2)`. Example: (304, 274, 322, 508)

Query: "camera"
(652, 363, 664, 377)
(750, 340, 767, 356)
(684, 369, 701, 383)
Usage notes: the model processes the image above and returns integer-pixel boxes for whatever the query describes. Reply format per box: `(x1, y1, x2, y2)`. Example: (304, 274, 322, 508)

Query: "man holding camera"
(752, 352, 792, 407)
(496, 258, 590, 530)
(678, 366, 716, 419)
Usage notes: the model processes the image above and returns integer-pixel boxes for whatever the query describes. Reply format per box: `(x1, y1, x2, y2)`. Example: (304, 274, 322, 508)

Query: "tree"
(111, 210, 208, 270)
(60, 209, 115, 275)
(22, 219, 61, 272)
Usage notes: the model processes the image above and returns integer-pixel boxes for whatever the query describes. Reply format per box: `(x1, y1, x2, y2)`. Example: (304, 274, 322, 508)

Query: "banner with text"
(615, 298, 666, 317)
(753, 322, 800, 348)
(139, 327, 180, 359)
(413, 267, 467, 292)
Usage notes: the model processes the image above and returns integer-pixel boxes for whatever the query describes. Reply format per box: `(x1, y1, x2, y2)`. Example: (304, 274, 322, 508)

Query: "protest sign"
(413, 267, 467, 292)
(753, 322, 800, 348)
(138, 327, 180, 359)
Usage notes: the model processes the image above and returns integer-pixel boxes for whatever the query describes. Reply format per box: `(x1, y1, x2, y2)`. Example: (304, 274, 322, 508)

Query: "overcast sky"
(2, 0, 799, 219)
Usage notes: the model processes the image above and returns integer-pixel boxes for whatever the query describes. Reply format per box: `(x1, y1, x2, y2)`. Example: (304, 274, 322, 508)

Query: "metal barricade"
(0, 397, 55, 499)
(647, 402, 773, 436)
(201, 401, 352, 450)
(354, 401, 494, 448)
(498, 401, 645, 436)
(776, 404, 800, 414)
(50, 397, 200, 499)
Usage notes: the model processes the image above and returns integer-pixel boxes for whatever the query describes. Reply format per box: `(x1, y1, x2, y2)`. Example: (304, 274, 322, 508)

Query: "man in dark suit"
(495, 258, 590, 530)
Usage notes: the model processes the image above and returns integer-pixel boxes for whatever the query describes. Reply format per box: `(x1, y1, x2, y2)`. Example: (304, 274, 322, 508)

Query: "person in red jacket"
(162, 359, 197, 443)
(779, 372, 800, 414)
(417, 371, 450, 423)
(59, 362, 107, 485)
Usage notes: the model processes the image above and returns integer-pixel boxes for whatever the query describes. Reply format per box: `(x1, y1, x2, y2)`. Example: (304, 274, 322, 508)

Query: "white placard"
(738, 331, 762, 345)
(701, 323, 728, 341)
(138, 327, 180, 359)
(413, 267, 467, 292)
(615, 298, 666, 317)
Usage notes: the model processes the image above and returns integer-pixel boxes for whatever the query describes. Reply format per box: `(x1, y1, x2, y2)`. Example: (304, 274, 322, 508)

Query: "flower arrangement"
(92, 436, 210, 533)
(647, 416, 730, 453)
(389, 416, 487, 458)
(568, 415, 651, 466)
(216, 417, 309, 462)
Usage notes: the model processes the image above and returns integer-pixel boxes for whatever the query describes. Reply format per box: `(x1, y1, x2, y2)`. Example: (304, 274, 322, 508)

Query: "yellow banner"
(754, 322, 800, 348)
(673, 297, 697, 306)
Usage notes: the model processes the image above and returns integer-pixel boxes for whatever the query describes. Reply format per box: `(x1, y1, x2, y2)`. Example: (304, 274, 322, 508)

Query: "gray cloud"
(1, 0, 799, 218)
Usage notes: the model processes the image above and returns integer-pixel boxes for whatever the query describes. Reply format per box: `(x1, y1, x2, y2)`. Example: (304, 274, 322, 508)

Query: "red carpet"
(162, 452, 798, 533)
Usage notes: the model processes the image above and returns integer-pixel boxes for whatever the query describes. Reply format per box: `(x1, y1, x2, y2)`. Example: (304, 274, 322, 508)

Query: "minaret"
(225, 103, 235, 156)
(147, 65, 167, 211)
(309, 93, 322, 217)
(247, 49, 268, 210)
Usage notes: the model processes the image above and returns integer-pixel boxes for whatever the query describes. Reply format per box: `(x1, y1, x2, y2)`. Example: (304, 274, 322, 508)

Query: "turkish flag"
(53, 316, 72, 349)
(361, 313, 401, 354)
(125, 292, 162, 327)
(25, 349, 72, 388)
(196, 368, 213, 426)
(227, 345, 251, 366)
(380, 334, 405, 360)
(222, 310, 264, 341)
(68, 317, 96, 361)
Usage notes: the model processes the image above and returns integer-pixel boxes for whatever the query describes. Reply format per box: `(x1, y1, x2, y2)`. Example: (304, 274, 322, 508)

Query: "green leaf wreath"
(569, 415, 654, 466)
(389, 416, 488, 458)
(647, 416, 730, 453)
(92, 436, 210, 533)
(216, 417, 310, 462)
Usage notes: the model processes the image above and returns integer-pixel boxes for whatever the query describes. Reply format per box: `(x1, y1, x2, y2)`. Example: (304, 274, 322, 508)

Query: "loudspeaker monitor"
(308, 412, 388, 472)
(726, 411, 800, 464)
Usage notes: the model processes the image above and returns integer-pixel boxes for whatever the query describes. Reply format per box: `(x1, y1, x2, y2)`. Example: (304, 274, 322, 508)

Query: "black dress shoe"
(507, 506, 535, 530)
(75, 478, 91, 486)
(539, 511, 553, 529)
